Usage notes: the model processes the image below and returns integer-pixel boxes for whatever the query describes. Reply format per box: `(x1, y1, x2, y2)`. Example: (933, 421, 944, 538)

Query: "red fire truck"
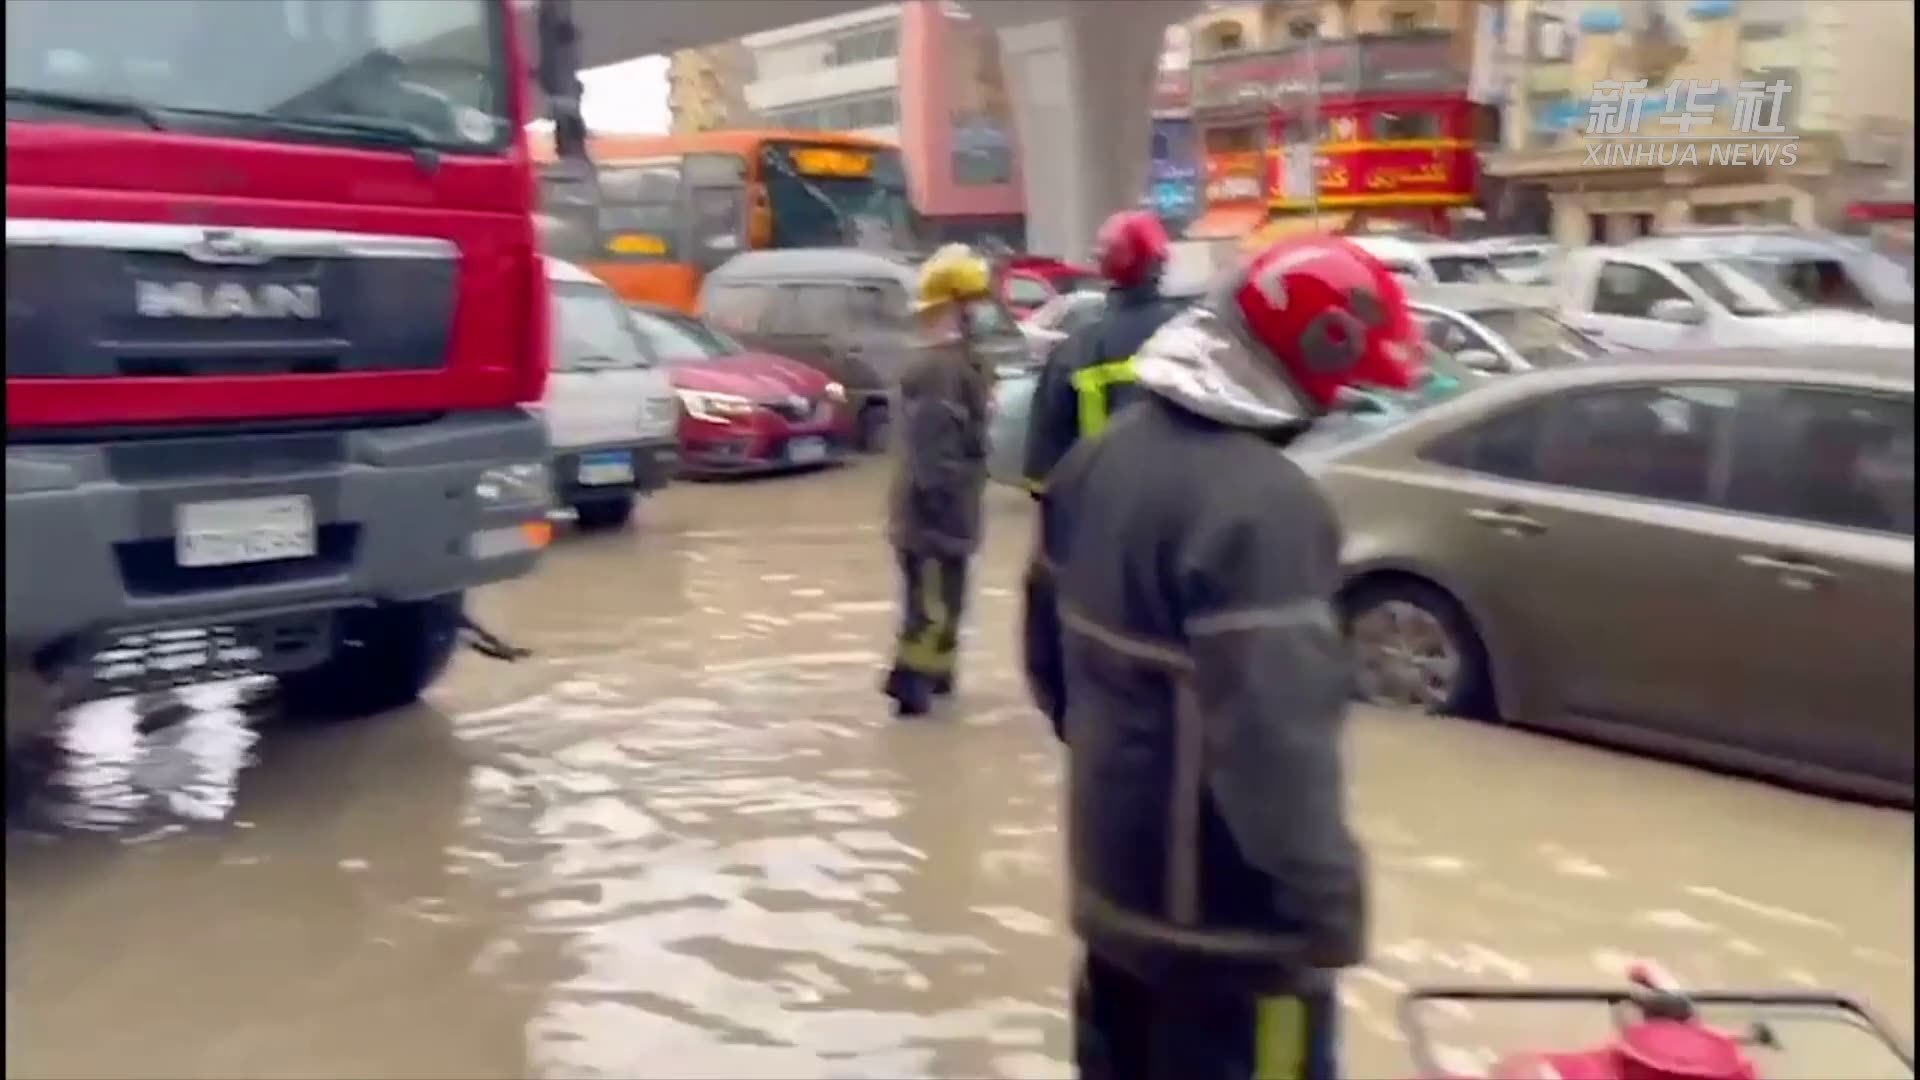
(5, 0, 565, 745)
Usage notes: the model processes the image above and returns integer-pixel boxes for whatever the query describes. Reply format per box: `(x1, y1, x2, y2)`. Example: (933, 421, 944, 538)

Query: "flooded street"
(6, 462, 1912, 1080)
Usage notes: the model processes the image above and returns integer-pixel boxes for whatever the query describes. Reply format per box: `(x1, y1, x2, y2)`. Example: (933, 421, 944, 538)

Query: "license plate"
(787, 437, 827, 464)
(577, 451, 635, 486)
(175, 495, 316, 568)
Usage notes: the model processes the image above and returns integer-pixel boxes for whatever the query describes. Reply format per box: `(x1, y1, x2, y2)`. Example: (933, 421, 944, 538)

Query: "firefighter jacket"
(887, 334, 994, 557)
(1022, 302, 1368, 991)
(1020, 282, 1184, 493)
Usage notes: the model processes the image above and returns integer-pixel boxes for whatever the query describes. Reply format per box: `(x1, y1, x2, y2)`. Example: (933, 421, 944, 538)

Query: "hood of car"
(669, 352, 833, 401)
(1740, 309, 1913, 347)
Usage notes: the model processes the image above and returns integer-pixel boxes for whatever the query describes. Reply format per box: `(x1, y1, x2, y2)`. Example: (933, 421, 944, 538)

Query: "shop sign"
(1271, 145, 1476, 207)
(1190, 42, 1359, 112)
(1355, 31, 1464, 96)
(1204, 150, 1268, 205)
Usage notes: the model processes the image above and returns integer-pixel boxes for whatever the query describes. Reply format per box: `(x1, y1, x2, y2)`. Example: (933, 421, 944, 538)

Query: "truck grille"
(6, 220, 457, 380)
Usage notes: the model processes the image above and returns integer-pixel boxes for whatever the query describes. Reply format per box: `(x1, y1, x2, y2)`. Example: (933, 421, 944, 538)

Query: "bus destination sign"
(788, 146, 874, 179)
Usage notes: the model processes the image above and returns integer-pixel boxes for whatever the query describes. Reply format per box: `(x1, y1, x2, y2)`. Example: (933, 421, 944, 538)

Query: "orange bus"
(532, 129, 923, 312)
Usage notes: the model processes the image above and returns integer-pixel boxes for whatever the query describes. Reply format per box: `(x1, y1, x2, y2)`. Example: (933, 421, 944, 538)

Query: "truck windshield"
(5, 0, 510, 153)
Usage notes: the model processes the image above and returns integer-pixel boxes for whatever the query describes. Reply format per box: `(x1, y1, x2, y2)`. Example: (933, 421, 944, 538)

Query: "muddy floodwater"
(6, 463, 1913, 1080)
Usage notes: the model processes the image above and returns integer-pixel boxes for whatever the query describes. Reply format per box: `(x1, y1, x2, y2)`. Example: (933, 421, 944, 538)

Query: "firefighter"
(1021, 210, 1185, 495)
(883, 244, 996, 718)
(1022, 235, 1424, 1079)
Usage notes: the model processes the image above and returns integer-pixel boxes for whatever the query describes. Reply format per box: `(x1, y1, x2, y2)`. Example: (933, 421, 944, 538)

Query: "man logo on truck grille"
(134, 281, 322, 320)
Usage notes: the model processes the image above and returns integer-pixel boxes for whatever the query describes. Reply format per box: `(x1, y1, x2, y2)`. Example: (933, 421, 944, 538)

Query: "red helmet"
(1231, 235, 1422, 412)
(1094, 210, 1171, 288)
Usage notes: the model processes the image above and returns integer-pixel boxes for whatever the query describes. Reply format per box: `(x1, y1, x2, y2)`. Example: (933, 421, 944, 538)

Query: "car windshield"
(1487, 250, 1547, 269)
(6, 0, 510, 153)
(551, 283, 650, 370)
(1671, 259, 1809, 317)
(1472, 307, 1601, 366)
(1429, 254, 1504, 284)
(628, 309, 739, 364)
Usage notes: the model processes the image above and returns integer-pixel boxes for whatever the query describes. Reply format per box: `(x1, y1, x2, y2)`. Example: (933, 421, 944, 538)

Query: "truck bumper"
(552, 437, 679, 505)
(5, 408, 552, 687)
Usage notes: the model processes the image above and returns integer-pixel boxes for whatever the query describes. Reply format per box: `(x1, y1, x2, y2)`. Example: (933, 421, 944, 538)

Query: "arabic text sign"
(1270, 145, 1475, 207)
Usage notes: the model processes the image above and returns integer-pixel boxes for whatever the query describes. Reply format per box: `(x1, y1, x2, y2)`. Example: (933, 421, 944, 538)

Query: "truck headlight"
(824, 381, 847, 404)
(475, 462, 551, 508)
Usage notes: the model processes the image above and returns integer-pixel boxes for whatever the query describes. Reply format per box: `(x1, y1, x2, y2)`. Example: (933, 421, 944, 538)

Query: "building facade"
(1487, 0, 1915, 246)
(740, 5, 904, 141)
(1185, 0, 1503, 240)
(667, 43, 758, 134)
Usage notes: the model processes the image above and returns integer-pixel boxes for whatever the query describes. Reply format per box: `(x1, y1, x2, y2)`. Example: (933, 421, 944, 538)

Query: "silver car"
(1313, 346, 1914, 803)
(1408, 283, 1609, 375)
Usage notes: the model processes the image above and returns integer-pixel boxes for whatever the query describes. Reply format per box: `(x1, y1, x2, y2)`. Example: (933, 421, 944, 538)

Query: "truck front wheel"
(277, 595, 465, 720)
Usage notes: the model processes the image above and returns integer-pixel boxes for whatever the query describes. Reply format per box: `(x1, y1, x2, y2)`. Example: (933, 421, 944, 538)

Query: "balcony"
(1188, 29, 1467, 114)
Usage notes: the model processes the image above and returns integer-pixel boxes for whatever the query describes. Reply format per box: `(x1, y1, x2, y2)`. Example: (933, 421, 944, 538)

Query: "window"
(1204, 124, 1259, 154)
(771, 283, 852, 336)
(1770, 258, 1874, 311)
(597, 161, 684, 261)
(703, 283, 774, 335)
(1388, 10, 1425, 32)
(6, 0, 510, 152)
(627, 309, 727, 365)
(1004, 275, 1054, 308)
(1590, 261, 1690, 317)
(550, 283, 652, 370)
(1371, 110, 1443, 141)
(846, 283, 906, 329)
(765, 91, 898, 132)
(1535, 385, 1734, 505)
(1200, 21, 1245, 54)
(1428, 255, 1502, 284)
(829, 25, 898, 67)
(1431, 384, 1737, 508)
(1727, 389, 1914, 535)
(1289, 18, 1320, 40)
(1419, 312, 1489, 356)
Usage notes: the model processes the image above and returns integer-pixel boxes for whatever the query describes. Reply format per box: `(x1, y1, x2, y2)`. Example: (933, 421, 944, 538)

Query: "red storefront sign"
(1269, 143, 1477, 208)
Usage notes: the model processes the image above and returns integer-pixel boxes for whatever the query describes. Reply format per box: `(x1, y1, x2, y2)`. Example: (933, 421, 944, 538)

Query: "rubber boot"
(883, 668, 933, 717)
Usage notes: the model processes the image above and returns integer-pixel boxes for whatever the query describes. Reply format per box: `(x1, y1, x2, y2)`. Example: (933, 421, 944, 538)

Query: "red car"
(1001, 256, 1100, 319)
(625, 305, 854, 475)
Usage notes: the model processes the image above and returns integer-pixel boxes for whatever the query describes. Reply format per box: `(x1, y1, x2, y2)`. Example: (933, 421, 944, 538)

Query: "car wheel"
(277, 595, 464, 721)
(856, 402, 890, 453)
(1343, 578, 1492, 718)
(573, 494, 635, 531)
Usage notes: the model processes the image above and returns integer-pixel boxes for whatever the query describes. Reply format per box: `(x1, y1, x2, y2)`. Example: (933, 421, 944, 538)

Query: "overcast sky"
(579, 55, 670, 134)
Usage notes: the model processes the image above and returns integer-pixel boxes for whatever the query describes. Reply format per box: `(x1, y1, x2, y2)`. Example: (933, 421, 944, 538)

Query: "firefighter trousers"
(887, 550, 970, 695)
(1074, 953, 1339, 1080)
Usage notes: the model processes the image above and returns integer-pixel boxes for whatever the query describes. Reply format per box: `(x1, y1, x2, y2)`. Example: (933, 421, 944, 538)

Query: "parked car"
(1311, 346, 1913, 803)
(1001, 256, 1100, 319)
(699, 248, 1031, 452)
(1627, 230, 1914, 324)
(1476, 235, 1560, 286)
(544, 258, 681, 529)
(1349, 234, 1505, 286)
(625, 304, 853, 476)
(1407, 283, 1607, 374)
(1555, 246, 1913, 352)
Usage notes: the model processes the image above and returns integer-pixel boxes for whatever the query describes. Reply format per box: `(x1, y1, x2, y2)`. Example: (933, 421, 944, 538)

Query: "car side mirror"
(1650, 298, 1707, 325)
(1454, 348, 1503, 372)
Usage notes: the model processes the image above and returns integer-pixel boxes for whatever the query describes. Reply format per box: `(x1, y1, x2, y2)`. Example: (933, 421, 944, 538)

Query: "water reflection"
(4, 464, 1912, 1080)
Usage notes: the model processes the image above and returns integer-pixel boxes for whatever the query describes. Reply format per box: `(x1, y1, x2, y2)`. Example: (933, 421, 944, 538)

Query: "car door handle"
(1738, 552, 1837, 585)
(1467, 507, 1547, 535)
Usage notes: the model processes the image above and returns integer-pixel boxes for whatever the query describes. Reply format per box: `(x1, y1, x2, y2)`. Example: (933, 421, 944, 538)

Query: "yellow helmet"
(913, 244, 993, 312)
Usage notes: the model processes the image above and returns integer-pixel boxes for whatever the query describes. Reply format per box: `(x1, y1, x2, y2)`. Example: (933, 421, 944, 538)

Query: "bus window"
(598, 161, 684, 261)
(688, 186, 746, 270)
(773, 283, 853, 336)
